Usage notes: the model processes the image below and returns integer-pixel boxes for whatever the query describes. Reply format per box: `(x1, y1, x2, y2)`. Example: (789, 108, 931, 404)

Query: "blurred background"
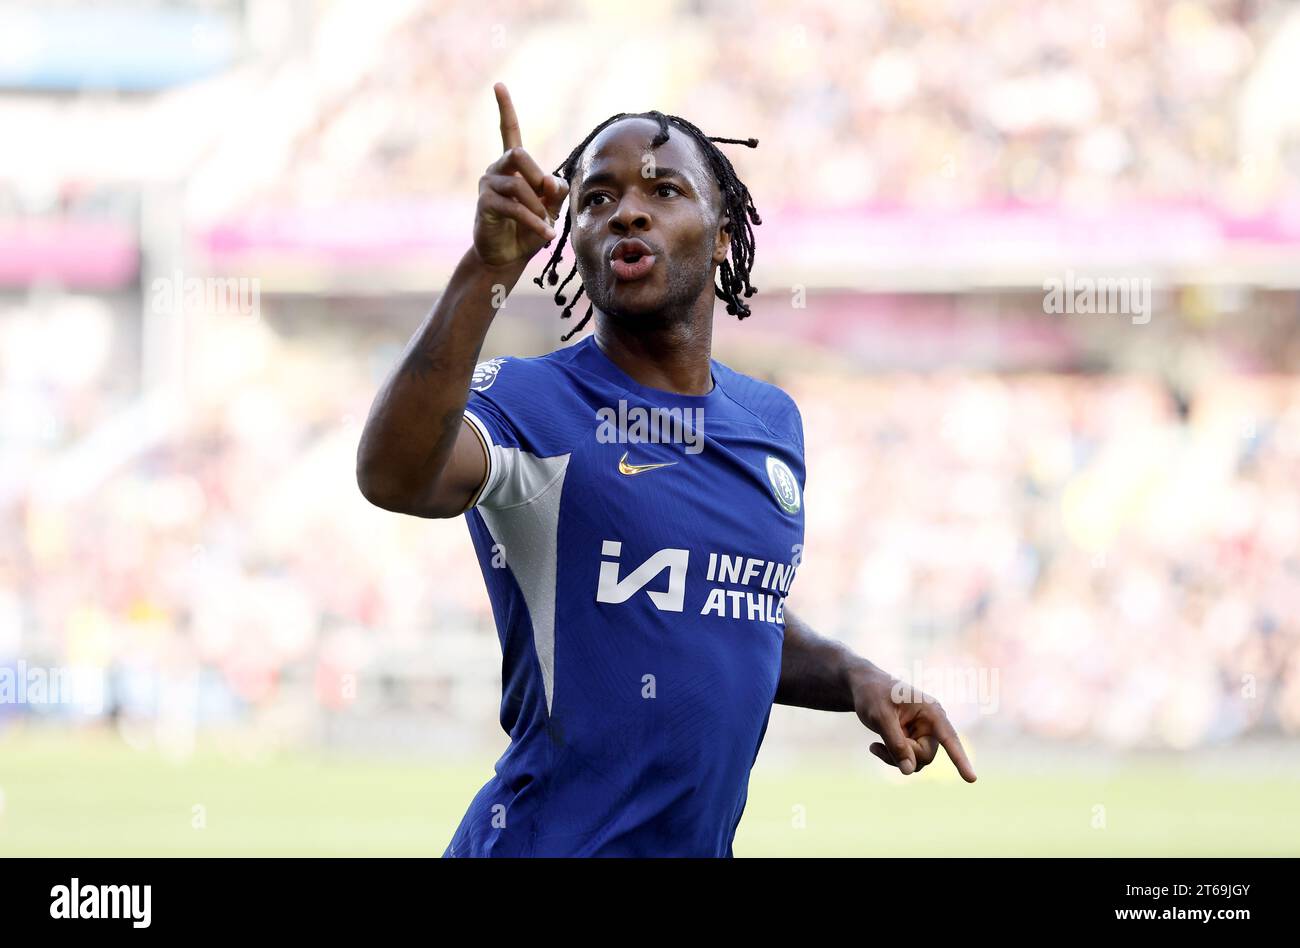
(2, 0, 1299, 856)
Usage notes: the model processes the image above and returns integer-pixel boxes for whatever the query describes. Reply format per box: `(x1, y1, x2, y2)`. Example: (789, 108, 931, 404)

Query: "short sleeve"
(460, 356, 569, 511)
(789, 397, 805, 459)
(461, 400, 503, 510)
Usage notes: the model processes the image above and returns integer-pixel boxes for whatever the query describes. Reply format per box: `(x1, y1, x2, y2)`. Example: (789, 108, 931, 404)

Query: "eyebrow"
(578, 165, 693, 194)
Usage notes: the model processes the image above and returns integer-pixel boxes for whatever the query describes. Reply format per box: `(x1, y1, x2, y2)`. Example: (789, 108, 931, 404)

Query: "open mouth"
(610, 239, 657, 282)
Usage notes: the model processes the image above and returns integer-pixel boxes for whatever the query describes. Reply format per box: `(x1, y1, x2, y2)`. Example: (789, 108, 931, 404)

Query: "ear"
(713, 213, 732, 265)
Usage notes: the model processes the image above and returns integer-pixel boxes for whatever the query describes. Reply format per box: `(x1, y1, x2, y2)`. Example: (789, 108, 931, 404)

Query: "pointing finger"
(494, 81, 523, 152)
(937, 722, 978, 783)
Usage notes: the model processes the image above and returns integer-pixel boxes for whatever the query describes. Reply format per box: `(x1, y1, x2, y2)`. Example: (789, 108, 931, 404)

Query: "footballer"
(356, 82, 977, 857)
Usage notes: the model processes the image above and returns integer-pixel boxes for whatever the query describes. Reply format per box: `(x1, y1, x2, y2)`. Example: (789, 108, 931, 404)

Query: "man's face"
(568, 117, 730, 324)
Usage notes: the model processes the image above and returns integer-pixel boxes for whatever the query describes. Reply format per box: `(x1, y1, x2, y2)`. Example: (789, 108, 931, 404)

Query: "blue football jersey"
(445, 333, 806, 857)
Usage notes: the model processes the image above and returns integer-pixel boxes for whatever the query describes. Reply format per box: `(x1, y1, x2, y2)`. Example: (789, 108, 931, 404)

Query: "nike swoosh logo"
(618, 451, 678, 476)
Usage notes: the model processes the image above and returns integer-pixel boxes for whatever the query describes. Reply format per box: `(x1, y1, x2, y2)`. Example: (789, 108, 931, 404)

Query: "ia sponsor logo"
(595, 541, 799, 623)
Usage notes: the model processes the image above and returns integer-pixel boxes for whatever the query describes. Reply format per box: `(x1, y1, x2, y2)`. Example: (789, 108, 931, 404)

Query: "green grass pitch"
(2, 730, 1297, 856)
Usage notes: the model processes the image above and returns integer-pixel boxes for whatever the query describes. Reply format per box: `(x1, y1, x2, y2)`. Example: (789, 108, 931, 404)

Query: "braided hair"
(533, 111, 761, 341)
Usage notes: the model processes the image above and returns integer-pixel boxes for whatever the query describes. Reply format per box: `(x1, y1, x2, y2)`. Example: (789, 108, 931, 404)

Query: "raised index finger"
(494, 82, 523, 152)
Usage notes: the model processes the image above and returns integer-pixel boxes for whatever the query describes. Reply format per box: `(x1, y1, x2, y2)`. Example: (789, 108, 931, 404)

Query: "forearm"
(775, 608, 886, 711)
(356, 246, 526, 505)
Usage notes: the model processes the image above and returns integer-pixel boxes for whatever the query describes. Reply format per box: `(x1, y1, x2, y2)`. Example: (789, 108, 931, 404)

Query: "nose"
(609, 196, 651, 234)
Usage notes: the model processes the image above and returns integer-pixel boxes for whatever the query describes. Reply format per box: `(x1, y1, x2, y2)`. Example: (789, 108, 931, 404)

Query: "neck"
(593, 308, 715, 395)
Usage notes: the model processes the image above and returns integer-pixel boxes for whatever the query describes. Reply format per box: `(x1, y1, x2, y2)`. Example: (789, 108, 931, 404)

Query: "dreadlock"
(532, 111, 761, 341)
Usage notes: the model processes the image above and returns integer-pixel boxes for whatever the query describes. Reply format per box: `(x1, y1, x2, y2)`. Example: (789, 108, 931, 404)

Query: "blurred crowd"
(268, 0, 1299, 212)
(2, 297, 1298, 752)
(788, 368, 1300, 748)
(2, 0, 1298, 755)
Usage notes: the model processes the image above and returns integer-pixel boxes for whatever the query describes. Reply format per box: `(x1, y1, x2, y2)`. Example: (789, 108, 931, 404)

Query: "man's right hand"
(473, 82, 570, 268)
(358, 82, 568, 520)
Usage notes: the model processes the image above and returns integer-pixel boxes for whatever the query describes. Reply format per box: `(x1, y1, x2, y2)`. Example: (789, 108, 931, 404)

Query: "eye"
(655, 184, 682, 198)
(584, 192, 610, 207)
